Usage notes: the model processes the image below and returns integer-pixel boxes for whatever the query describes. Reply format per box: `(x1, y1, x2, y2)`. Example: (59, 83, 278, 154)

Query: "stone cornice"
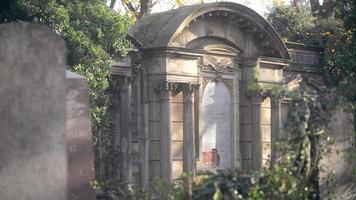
(141, 47, 204, 59)
(141, 47, 242, 59)
(285, 42, 323, 52)
(258, 56, 291, 68)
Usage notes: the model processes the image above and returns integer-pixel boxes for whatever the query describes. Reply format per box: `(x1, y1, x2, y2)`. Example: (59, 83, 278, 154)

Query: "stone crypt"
(110, 2, 354, 188)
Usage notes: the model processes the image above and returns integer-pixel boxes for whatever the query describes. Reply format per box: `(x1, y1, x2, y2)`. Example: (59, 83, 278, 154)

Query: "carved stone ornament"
(285, 74, 302, 91)
(202, 55, 234, 73)
(181, 83, 200, 93)
(119, 76, 132, 90)
(306, 77, 325, 91)
(153, 81, 179, 92)
(202, 77, 214, 87)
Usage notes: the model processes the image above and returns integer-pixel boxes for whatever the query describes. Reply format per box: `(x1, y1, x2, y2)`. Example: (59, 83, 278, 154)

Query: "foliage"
(324, 0, 356, 104)
(0, 0, 132, 178)
(192, 170, 250, 200)
(247, 166, 310, 200)
(266, 2, 356, 104)
(111, 0, 204, 19)
(99, 177, 186, 200)
(192, 87, 341, 200)
(266, 3, 317, 44)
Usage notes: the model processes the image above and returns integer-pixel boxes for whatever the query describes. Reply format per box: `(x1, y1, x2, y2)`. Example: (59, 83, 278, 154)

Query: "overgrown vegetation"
(267, 1, 356, 185)
(94, 84, 345, 199)
(1, 1, 355, 199)
(267, 1, 356, 106)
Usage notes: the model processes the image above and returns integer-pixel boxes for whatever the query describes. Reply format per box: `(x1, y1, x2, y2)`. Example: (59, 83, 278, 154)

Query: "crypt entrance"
(113, 2, 295, 186)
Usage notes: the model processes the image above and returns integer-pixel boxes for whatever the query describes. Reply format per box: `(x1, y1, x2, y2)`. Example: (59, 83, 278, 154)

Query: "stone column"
(270, 97, 282, 166)
(140, 69, 150, 188)
(182, 83, 199, 199)
(155, 82, 177, 182)
(251, 93, 263, 170)
(182, 83, 199, 176)
(120, 77, 132, 180)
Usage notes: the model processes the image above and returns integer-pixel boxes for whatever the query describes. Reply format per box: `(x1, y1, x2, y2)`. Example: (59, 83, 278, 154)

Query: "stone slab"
(0, 23, 67, 200)
(65, 71, 95, 200)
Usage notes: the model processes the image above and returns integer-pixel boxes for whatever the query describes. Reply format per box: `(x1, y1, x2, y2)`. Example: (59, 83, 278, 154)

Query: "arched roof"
(129, 2, 290, 59)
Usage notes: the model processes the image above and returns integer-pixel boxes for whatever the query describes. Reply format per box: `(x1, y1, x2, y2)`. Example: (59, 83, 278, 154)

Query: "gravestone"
(201, 81, 231, 169)
(0, 23, 67, 200)
(65, 71, 96, 200)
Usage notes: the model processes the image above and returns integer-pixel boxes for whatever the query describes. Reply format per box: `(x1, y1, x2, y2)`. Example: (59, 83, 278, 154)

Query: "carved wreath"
(203, 56, 234, 73)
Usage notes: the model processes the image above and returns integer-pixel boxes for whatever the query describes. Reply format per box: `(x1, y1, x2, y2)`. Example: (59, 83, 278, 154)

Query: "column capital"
(119, 76, 132, 90)
(153, 81, 179, 92)
(245, 87, 264, 99)
(181, 83, 200, 94)
(248, 91, 264, 104)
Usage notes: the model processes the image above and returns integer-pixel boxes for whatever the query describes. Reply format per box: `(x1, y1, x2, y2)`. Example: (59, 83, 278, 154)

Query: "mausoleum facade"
(110, 2, 353, 187)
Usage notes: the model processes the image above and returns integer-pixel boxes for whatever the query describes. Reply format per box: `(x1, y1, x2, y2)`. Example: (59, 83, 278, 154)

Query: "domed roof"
(129, 2, 290, 59)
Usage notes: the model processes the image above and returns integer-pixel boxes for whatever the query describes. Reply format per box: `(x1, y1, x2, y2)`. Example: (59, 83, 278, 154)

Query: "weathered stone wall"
(320, 105, 355, 200)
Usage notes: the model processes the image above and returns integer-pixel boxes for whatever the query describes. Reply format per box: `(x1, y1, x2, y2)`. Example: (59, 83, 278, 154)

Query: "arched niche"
(201, 81, 232, 169)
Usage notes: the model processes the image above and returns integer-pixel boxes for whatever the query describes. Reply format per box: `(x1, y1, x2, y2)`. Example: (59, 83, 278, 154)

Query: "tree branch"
(121, 0, 139, 18)
(110, 0, 117, 9)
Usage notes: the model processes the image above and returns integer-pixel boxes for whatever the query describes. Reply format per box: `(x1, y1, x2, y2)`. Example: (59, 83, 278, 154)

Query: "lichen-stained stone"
(240, 106, 252, 124)
(0, 23, 67, 200)
(149, 122, 161, 140)
(65, 71, 95, 200)
(261, 125, 271, 142)
(172, 161, 183, 179)
(171, 103, 183, 122)
(240, 142, 252, 160)
(260, 107, 271, 125)
(240, 124, 252, 142)
(319, 105, 356, 200)
(172, 141, 184, 160)
(149, 141, 161, 160)
(166, 58, 198, 76)
(149, 161, 160, 181)
(172, 122, 183, 141)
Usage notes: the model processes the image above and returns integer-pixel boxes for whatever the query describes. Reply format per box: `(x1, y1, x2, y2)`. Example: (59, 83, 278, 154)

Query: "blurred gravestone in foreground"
(0, 23, 68, 200)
